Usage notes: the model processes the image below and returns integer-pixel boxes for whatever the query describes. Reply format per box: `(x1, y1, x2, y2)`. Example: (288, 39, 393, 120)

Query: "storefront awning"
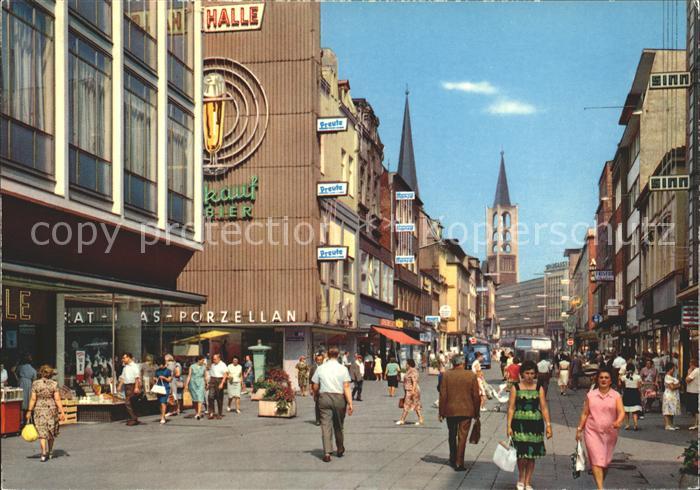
(172, 330, 230, 344)
(372, 326, 424, 345)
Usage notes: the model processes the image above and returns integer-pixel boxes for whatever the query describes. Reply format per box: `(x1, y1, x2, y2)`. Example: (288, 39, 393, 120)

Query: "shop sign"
(649, 71, 691, 90)
(650, 175, 690, 191)
(683, 305, 699, 327)
(414, 317, 420, 330)
(203, 4, 265, 33)
(65, 308, 297, 325)
(204, 176, 258, 221)
(395, 255, 415, 264)
(2, 287, 49, 324)
(439, 304, 452, 319)
(395, 319, 404, 328)
(379, 319, 396, 328)
(76, 351, 86, 382)
(285, 330, 305, 341)
(316, 117, 348, 132)
(317, 246, 348, 261)
(420, 332, 432, 342)
(591, 270, 614, 282)
(395, 223, 415, 232)
(425, 315, 441, 323)
(606, 307, 620, 316)
(395, 191, 415, 200)
(317, 182, 348, 197)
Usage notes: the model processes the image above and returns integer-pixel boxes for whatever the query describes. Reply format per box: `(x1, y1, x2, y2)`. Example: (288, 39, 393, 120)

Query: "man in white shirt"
(207, 353, 228, 419)
(116, 352, 142, 426)
(686, 358, 699, 430)
(612, 353, 627, 388)
(536, 356, 553, 396)
(311, 347, 353, 462)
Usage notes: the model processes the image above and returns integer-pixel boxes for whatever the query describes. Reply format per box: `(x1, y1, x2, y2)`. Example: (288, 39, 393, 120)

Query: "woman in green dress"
(507, 360, 553, 490)
(184, 355, 208, 420)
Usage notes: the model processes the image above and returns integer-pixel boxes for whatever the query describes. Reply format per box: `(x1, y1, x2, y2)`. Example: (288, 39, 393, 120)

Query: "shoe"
(48, 451, 53, 460)
(126, 420, 140, 426)
(236, 409, 241, 414)
(322, 454, 331, 463)
(336, 447, 345, 457)
(665, 426, 678, 431)
(689, 426, 698, 430)
(624, 426, 630, 430)
(525, 486, 534, 490)
(480, 407, 487, 412)
(227, 407, 232, 412)
(40, 454, 48, 463)
(315, 421, 321, 426)
(633, 426, 639, 431)
(356, 398, 363, 402)
(195, 415, 201, 420)
(395, 420, 405, 425)
(639, 415, 645, 420)
(516, 483, 525, 490)
(417, 418, 424, 425)
(216, 414, 224, 419)
(208, 414, 215, 420)
(160, 419, 166, 425)
(453, 465, 466, 472)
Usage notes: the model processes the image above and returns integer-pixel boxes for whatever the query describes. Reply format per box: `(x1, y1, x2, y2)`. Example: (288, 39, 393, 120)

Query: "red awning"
(372, 326, 424, 345)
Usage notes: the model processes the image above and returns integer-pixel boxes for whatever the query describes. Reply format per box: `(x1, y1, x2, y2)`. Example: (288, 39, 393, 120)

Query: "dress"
(154, 368, 172, 405)
(227, 363, 243, 397)
(511, 383, 546, 459)
(295, 361, 310, 390)
(558, 360, 570, 387)
(584, 389, 621, 468)
(17, 363, 37, 410)
(373, 357, 383, 375)
(386, 362, 400, 387)
(402, 367, 422, 411)
(244, 360, 254, 385)
(31, 379, 59, 439)
(662, 374, 681, 416)
(620, 374, 642, 412)
(188, 364, 206, 403)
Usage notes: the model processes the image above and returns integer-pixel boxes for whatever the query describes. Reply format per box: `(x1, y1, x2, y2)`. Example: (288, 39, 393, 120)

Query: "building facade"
(544, 261, 569, 350)
(495, 278, 545, 338)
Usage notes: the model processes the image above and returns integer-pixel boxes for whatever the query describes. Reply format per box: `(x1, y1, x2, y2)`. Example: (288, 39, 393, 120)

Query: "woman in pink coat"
(575, 368, 625, 490)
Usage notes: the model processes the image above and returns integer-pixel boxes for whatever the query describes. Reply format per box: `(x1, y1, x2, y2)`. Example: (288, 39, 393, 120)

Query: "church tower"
(486, 151, 519, 285)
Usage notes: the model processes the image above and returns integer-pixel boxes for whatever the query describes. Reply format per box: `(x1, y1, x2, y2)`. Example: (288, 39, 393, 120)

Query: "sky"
(321, 1, 687, 280)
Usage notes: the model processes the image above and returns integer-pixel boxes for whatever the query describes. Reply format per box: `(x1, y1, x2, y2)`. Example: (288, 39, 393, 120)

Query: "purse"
(571, 441, 586, 478)
(469, 418, 481, 444)
(398, 397, 405, 409)
(492, 438, 517, 472)
(150, 380, 167, 396)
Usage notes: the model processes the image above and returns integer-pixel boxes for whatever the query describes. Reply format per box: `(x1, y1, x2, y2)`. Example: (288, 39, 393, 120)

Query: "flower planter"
(251, 388, 267, 401)
(428, 367, 440, 376)
(258, 400, 296, 418)
(678, 472, 699, 489)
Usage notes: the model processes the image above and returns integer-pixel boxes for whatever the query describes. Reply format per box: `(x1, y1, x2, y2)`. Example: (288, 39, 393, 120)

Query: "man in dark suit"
(439, 354, 481, 471)
(309, 354, 325, 425)
(349, 354, 364, 401)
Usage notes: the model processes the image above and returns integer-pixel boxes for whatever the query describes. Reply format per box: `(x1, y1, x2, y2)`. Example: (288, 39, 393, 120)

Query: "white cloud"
(441, 81, 498, 95)
(486, 98, 537, 116)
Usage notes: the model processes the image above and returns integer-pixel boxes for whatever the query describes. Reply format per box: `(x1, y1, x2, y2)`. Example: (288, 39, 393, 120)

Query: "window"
(124, 0, 157, 69)
(492, 212, 498, 230)
(340, 149, 347, 181)
(343, 258, 354, 291)
(124, 71, 157, 213)
(348, 155, 354, 197)
(329, 261, 337, 287)
(502, 212, 511, 228)
(381, 264, 394, 304)
(360, 252, 369, 295)
(167, 0, 193, 96)
(69, 33, 112, 196)
(167, 102, 194, 226)
(69, 0, 111, 37)
(371, 257, 380, 298)
(1, 1, 54, 175)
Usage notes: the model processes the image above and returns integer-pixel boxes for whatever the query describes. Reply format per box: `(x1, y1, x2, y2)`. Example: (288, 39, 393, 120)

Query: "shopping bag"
(150, 381, 167, 396)
(398, 397, 405, 409)
(469, 418, 481, 444)
(493, 438, 517, 472)
(182, 390, 193, 408)
(571, 441, 586, 479)
(21, 423, 38, 442)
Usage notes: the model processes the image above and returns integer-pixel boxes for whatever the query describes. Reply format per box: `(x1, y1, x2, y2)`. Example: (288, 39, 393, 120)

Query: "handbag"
(492, 438, 517, 472)
(21, 422, 38, 442)
(183, 390, 193, 408)
(398, 397, 405, 409)
(150, 380, 167, 396)
(571, 441, 586, 478)
(469, 418, 481, 444)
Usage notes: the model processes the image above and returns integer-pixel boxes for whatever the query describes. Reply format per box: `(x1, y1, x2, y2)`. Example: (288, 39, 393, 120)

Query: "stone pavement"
(1, 369, 697, 489)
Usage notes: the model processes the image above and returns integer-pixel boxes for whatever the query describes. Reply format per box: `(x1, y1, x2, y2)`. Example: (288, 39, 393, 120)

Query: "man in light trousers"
(311, 347, 353, 462)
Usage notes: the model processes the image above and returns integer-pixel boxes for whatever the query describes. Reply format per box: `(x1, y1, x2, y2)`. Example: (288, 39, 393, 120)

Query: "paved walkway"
(1, 369, 697, 489)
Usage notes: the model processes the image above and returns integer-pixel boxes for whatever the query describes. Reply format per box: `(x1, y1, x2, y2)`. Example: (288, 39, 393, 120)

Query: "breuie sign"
(204, 3, 265, 33)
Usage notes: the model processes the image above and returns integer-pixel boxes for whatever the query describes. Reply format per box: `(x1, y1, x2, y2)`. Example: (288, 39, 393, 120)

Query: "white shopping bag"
(575, 441, 586, 472)
(493, 438, 517, 472)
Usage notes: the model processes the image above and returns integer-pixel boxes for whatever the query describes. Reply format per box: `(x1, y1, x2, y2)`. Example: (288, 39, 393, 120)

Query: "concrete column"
(192, 0, 204, 243)
(156, 0, 168, 229)
(56, 294, 65, 386)
(53, 0, 69, 197)
(111, 0, 124, 215)
(116, 302, 142, 361)
(283, 326, 310, 392)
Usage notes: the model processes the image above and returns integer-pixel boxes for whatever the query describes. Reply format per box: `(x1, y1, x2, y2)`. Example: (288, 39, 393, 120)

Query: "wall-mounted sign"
(420, 332, 433, 342)
(317, 246, 348, 261)
(285, 330, 305, 341)
(591, 270, 614, 282)
(395, 255, 415, 264)
(592, 313, 603, 323)
(605, 306, 621, 317)
(204, 175, 258, 220)
(379, 319, 396, 328)
(203, 4, 265, 33)
(439, 305, 452, 319)
(425, 315, 441, 323)
(395, 223, 415, 232)
(317, 182, 348, 197)
(3, 287, 49, 324)
(650, 175, 690, 191)
(76, 351, 86, 382)
(317, 117, 348, 132)
(65, 308, 298, 325)
(649, 71, 690, 90)
(476, 287, 489, 293)
(395, 319, 405, 328)
(395, 191, 415, 200)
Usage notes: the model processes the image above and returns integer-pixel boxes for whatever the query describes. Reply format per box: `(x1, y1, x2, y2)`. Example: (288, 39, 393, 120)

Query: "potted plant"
(257, 369, 297, 418)
(251, 379, 273, 401)
(428, 359, 440, 376)
(679, 440, 699, 489)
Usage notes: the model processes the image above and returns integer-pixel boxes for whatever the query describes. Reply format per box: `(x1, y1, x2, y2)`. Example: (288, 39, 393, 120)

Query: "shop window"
(1, 0, 55, 175)
(124, 0, 157, 70)
(343, 258, 354, 292)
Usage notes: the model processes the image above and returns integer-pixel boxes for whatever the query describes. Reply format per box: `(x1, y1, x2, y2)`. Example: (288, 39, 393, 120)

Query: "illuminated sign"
(203, 4, 265, 33)
(317, 182, 348, 197)
(395, 223, 415, 232)
(204, 175, 258, 221)
(650, 175, 690, 191)
(317, 247, 348, 261)
(395, 255, 415, 264)
(317, 117, 348, 132)
(396, 191, 415, 200)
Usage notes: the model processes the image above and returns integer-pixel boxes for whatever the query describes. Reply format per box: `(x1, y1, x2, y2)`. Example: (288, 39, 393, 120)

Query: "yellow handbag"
(21, 423, 38, 442)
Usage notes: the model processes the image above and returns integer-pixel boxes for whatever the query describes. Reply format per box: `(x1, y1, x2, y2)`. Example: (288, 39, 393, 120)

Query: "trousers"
(319, 392, 346, 455)
(124, 383, 139, 422)
(446, 416, 473, 467)
(352, 380, 363, 400)
(208, 377, 224, 415)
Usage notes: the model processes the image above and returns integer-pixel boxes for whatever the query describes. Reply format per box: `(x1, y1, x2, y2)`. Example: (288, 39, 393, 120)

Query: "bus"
(463, 340, 492, 369)
(500, 336, 553, 363)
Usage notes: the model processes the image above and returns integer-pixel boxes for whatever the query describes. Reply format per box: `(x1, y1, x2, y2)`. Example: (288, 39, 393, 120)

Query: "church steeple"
(397, 90, 419, 196)
(493, 150, 511, 207)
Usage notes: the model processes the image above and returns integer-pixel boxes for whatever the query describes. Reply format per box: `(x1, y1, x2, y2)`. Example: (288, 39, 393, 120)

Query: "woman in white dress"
(558, 356, 570, 396)
(662, 362, 681, 430)
(620, 362, 642, 431)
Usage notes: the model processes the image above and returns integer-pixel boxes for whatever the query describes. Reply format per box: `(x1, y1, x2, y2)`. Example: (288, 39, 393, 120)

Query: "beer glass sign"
(203, 73, 227, 164)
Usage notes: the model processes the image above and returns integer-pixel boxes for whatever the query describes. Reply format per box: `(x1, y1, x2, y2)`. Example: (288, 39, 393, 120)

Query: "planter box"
(428, 367, 440, 376)
(258, 400, 296, 418)
(251, 389, 267, 401)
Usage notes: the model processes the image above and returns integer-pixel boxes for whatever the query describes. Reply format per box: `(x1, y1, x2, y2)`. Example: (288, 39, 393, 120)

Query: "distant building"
(544, 261, 570, 350)
(486, 151, 519, 286)
(495, 278, 545, 338)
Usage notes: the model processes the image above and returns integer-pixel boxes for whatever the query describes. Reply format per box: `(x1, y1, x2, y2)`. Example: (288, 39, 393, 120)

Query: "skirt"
(623, 387, 642, 412)
(227, 381, 241, 398)
(387, 375, 399, 388)
(558, 370, 569, 387)
(686, 392, 699, 415)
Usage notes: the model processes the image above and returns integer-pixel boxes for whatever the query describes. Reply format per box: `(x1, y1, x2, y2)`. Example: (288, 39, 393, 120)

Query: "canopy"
(172, 330, 230, 344)
(372, 326, 424, 345)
